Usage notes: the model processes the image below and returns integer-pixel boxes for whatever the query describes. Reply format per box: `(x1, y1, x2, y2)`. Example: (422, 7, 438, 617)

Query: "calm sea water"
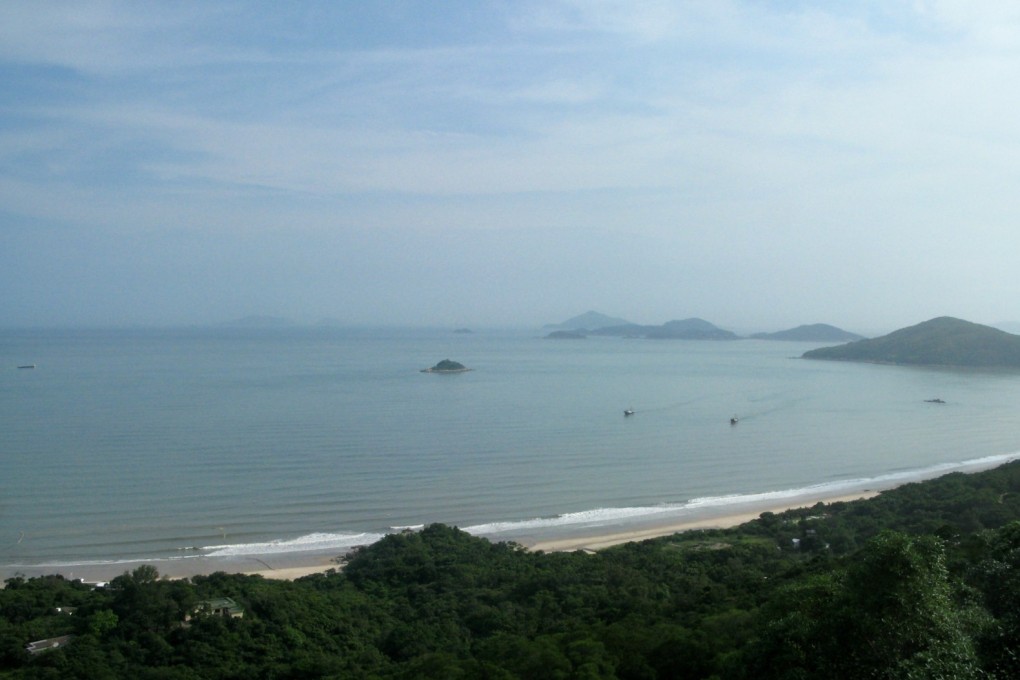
(2, 327, 1019, 578)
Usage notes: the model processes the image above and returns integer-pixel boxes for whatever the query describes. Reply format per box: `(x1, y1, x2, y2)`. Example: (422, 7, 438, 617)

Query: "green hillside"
(803, 316, 1020, 367)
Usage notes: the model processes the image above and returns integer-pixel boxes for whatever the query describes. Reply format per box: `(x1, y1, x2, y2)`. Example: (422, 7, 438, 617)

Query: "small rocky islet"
(421, 359, 472, 373)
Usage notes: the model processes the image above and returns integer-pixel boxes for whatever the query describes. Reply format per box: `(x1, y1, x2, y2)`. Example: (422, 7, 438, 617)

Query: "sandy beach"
(242, 490, 880, 579)
(524, 491, 879, 553)
(243, 563, 342, 580)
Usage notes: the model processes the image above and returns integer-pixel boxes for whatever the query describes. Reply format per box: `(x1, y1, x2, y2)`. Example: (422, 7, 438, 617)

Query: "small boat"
(730, 416, 739, 425)
(17, 364, 35, 369)
(624, 409, 635, 417)
(925, 398, 946, 404)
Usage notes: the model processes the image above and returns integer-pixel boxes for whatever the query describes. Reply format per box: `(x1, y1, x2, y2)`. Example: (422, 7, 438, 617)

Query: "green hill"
(802, 316, 1020, 367)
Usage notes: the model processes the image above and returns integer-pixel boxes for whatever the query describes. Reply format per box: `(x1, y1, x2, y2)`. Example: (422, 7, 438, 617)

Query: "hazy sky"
(3, 1, 1020, 332)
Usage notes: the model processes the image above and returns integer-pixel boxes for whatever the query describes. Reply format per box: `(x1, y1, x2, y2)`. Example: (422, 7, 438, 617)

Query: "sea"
(2, 326, 1019, 580)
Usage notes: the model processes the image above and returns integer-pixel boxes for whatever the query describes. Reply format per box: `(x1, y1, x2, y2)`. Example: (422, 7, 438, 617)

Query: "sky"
(2, 1, 1020, 333)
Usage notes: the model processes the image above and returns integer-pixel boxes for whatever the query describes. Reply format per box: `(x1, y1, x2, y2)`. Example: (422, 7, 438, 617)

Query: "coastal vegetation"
(7, 462, 1020, 677)
(803, 316, 1020, 367)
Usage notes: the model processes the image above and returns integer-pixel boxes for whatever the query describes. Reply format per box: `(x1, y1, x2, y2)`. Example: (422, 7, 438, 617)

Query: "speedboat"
(624, 409, 635, 416)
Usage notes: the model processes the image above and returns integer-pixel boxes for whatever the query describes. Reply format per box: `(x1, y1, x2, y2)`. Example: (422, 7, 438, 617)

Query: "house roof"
(197, 597, 244, 616)
(26, 635, 75, 654)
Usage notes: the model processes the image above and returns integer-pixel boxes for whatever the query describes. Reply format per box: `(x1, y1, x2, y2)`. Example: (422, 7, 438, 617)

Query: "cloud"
(0, 1, 233, 75)
(4, 1, 1020, 327)
(4, 1, 1016, 209)
(913, 0, 1020, 41)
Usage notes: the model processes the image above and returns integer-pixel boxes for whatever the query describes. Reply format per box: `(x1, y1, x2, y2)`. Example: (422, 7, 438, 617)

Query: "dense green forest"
(7, 461, 1020, 678)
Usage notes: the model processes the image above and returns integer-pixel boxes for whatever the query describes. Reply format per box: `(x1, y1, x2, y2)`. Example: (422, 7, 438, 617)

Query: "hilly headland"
(802, 316, 1020, 367)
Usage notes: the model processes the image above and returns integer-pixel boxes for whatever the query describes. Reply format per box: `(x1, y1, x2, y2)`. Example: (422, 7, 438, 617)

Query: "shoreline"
(6, 454, 1017, 584)
(2, 490, 880, 584)
(182, 490, 884, 577)
(523, 491, 878, 553)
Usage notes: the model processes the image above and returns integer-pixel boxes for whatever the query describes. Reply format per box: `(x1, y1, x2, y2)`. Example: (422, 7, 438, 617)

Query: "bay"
(2, 327, 1019, 577)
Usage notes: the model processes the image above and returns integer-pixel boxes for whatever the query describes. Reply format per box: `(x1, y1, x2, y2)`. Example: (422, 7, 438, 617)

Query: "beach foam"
(7, 454, 1017, 579)
(203, 531, 386, 557)
(465, 453, 1020, 539)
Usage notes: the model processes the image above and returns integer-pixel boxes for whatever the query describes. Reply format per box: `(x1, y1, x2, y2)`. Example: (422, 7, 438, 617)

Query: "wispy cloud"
(4, 1, 1020, 327)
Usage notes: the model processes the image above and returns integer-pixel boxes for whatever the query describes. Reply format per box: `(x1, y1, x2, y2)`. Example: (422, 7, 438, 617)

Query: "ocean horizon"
(3, 326, 1019, 580)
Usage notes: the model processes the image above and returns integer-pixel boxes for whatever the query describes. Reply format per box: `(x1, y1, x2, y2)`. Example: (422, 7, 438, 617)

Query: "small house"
(26, 635, 75, 655)
(191, 597, 244, 619)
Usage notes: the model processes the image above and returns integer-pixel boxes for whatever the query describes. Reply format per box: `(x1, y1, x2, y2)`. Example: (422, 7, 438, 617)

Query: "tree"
(750, 531, 981, 679)
(88, 609, 119, 638)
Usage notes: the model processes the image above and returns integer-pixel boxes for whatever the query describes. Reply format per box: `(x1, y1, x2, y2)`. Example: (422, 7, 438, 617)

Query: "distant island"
(421, 359, 472, 373)
(544, 330, 586, 340)
(544, 312, 741, 340)
(591, 317, 739, 340)
(752, 323, 864, 343)
(543, 311, 631, 331)
(802, 316, 1020, 367)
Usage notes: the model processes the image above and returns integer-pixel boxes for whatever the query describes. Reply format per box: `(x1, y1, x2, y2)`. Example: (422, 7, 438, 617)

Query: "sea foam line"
(203, 531, 386, 557)
(464, 452, 1020, 538)
(15, 454, 1019, 568)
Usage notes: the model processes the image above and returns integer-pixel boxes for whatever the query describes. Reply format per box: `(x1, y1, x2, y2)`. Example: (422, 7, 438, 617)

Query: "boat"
(925, 398, 946, 404)
(730, 416, 739, 425)
(17, 364, 35, 369)
(624, 409, 635, 417)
